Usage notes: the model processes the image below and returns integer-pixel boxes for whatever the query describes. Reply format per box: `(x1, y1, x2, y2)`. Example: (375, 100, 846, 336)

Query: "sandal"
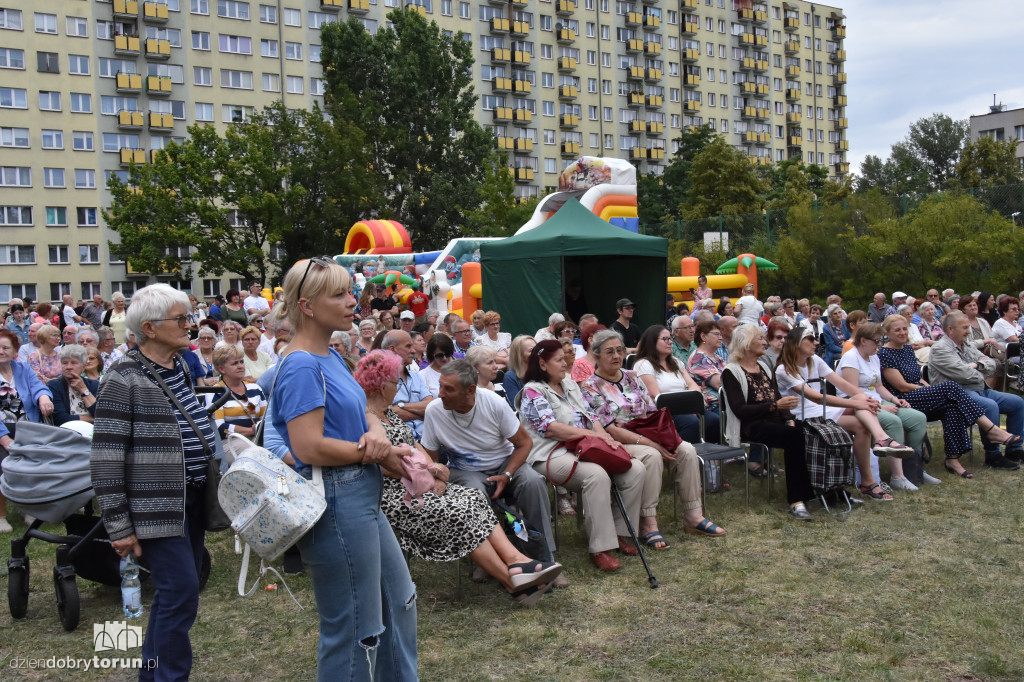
(944, 458, 973, 479)
(858, 482, 894, 501)
(508, 560, 563, 591)
(509, 583, 549, 606)
(872, 438, 915, 458)
(683, 518, 727, 537)
(747, 464, 770, 479)
(640, 531, 671, 550)
(984, 424, 1023, 447)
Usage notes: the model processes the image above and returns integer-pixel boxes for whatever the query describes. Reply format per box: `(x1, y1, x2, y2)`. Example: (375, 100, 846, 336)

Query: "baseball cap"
(375, 284, 386, 291)
(400, 310, 415, 320)
(892, 291, 907, 299)
(615, 298, 636, 309)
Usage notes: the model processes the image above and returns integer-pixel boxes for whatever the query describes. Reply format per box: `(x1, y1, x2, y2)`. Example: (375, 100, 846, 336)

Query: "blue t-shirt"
(270, 349, 368, 475)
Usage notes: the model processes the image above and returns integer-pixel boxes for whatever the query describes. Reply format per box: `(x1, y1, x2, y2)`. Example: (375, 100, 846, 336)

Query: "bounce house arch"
(343, 220, 413, 255)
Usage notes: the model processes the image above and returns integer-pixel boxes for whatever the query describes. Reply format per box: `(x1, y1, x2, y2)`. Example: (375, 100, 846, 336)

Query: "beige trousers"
(625, 440, 702, 515)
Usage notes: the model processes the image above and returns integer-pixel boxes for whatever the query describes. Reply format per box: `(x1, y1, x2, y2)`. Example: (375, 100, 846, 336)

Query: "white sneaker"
(0, 517, 12, 533)
(888, 477, 919, 492)
(23, 514, 35, 525)
(921, 472, 942, 486)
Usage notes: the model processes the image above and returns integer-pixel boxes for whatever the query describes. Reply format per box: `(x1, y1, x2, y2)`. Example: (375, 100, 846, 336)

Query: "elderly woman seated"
(355, 350, 561, 604)
(466, 345, 506, 401)
(581, 331, 726, 546)
(759, 319, 790, 376)
(476, 311, 512, 367)
(721, 324, 817, 520)
(917, 301, 943, 343)
(775, 326, 915, 501)
(47, 344, 99, 426)
(821, 303, 848, 368)
(518, 339, 647, 572)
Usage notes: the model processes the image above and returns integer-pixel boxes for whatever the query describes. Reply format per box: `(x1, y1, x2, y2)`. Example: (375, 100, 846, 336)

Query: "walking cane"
(609, 483, 658, 589)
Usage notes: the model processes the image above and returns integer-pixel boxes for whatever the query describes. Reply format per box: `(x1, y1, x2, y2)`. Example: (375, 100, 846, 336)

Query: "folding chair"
(718, 384, 775, 500)
(655, 390, 749, 513)
(1003, 342, 1020, 393)
(624, 353, 637, 370)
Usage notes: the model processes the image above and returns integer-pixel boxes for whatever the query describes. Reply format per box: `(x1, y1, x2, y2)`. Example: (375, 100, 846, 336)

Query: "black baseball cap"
(616, 298, 636, 309)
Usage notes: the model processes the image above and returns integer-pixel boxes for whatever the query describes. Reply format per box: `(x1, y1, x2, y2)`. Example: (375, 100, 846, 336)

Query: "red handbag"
(545, 435, 632, 486)
(624, 407, 682, 451)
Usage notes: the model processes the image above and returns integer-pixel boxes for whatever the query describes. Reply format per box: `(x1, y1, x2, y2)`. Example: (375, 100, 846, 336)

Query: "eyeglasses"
(297, 255, 334, 299)
(455, 329, 472, 334)
(252, 318, 264, 324)
(559, 329, 576, 336)
(433, 352, 453, 361)
(487, 322, 501, 327)
(658, 336, 672, 343)
(150, 315, 189, 328)
(771, 334, 786, 340)
(600, 346, 627, 356)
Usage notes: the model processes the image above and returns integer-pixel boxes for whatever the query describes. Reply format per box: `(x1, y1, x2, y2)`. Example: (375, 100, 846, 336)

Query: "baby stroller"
(2, 421, 211, 632)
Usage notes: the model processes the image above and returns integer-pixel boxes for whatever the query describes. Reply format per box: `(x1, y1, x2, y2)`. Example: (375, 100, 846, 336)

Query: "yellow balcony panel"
(835, 117, 848, 129)
(514, 138, 533, 151)
(512, 79, 531, 93)
(490, 17, 509, 32)
(557, 29, 576, 42)
(512, 50, 531, 65)
(834, 162, 850, 174)
(786, 65, 800, 77)
(834, 72, 847, 84)
(682, 0, 697, 7)
(684, 74, 700, 87)
(741, 57, 755, 70)
(648, 148, 665, 160)
(561, 141, 580, 155)
(559, 85, 578, 99)
(743, 131, 757, 143)
(627, 39, 643, 52)
(120, 148, 146, 166)
(784, 40, 799, 53)
(405, 5, 427, 17)
(348, 0, 370, 11)
(787, 112, 802, 123)
(759, 157, 771, 166)
(628, 92, 643, 106)
(645, 94, 662, 107)
(786, 88, 801, 100)
(643, 14, 660, 28)
(644, 68, 661, 81)
(754, 108, 769, 120)
(784, 17, 799, 31)
(832, 26, 846, 38)
(742, 106, 757, 118)
(630, 147, 647, 160)
(626, 11, 642, 26)
(831, 49, 846, 61)
(644, 42, 661, 55)
(319, 0, 344, 8)
(118, 110, 145, 129)
(493, 107, 513, 121)
(491, 48, 511, 62)
(496, 136, 514, 150)
(684, 100, 700, 112)
(514, 167, 534, 182)
(113, 0, 140, 17)
(746, 155, 759, 165)
(648, 122, 663, 134)
(740, 32, 755, 46)
(834, 95, 847, 106)
(741, 82, 756, 94)
(149, 112, 174, 129)
(738, 8, 755, 20)
(682, 22, 699, 35)
(513, 108, 532, 123)
(116, 72, 143, 92)
(836, 140, 849, 151)
(630, 120, 645, 132)
(493, 77, 512, 91)
(556, 0, 574, 14)
(150, 149, 170, 164)
(147, 75, 172, 95)
(788, 136, 802, 147)
(755, 84, 770, 96)
(558, 57, 577, 71)
(681, 48, 700, 62)
(560, 114, 579, 127)
(756, 35, 768, 46)
(754, 60, 769, 71)
(114, 35, 141, 56)
(753, 10, 767, 23)
(628, 65, 644, 80)
(143, 2, 170, 21)
(145, 38, 171, 58)
(510, 20, 529, 35)
(758, 132, 771, 144)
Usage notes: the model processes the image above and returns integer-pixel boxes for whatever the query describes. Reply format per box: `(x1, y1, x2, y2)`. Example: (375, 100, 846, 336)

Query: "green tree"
(760, 158, 828, 208)
(905, 113, 968, 191)
(682, 136, 767, 219)
(320, 11, 496, 250)
(464, 154, 539, 238)
(956, 135, 1022, 188)
(637, 124, 716, 224)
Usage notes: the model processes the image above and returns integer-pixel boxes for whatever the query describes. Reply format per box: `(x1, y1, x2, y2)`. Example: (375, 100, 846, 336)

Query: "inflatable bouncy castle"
(516, 157, 639, 234)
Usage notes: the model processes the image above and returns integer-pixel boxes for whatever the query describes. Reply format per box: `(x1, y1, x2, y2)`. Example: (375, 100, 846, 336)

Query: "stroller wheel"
(7, 557, 30, 619)
(53, 569, 80, 632)
(198, 547, 212, 592)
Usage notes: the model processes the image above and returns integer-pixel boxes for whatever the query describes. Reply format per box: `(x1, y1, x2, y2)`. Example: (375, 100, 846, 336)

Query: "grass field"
(3, 428, 1024, 681)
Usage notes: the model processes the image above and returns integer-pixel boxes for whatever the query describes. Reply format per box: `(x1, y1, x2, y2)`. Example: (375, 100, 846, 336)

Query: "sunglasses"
(433, 352, 453, 360)
(297, 255, 334, 299)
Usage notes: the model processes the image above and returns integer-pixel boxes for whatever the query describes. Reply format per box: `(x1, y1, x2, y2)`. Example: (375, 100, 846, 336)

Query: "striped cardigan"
(90, 350, 193, 541)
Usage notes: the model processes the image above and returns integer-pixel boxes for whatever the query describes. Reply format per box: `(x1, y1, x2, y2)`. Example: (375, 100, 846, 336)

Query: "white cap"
(892, 291, 907, 300)
(400, 310, 415, 320)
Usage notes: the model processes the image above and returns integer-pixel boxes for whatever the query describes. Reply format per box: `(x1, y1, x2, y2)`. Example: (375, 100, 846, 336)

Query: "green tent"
(481, 198, 668, 337)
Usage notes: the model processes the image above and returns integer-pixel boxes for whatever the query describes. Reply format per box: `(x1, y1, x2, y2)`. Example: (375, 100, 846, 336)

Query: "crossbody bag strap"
(135, 352, 213, 458)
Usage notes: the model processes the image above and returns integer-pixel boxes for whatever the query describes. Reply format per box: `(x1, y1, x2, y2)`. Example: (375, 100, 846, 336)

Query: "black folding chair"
(655, 390, 749, 513)
(1003, 341, 1020, 393)
(624, 353, 637, 370)
(718, 384, 776, 500)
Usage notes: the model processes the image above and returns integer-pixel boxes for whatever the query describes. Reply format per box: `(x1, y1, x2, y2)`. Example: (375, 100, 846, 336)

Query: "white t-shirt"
(419, 365, 442, 398)
(534, 328, 556, 341)
(837, 350, 882, 400)
(243, 295, 270, 314)
(735, 295, 763, 324)
(775, 354, 845, 421)
(633, 357, 691, 394)
(477, 332, 512, 353)
(992, 318, 1020, 344)
(421, 387, 519, 471)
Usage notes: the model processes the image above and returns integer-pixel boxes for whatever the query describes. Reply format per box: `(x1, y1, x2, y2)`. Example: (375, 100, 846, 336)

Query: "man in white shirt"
(243, 281, 270, 317)
(17, 323, 43, 363)
(421, 360, 555, 565)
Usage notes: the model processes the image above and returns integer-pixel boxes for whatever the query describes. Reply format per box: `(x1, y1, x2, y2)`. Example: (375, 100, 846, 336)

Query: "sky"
(843, 0, 1024, 174)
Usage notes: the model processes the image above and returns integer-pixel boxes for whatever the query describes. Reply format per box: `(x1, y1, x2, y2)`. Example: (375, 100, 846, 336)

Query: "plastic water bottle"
(120, 555, 143, 618)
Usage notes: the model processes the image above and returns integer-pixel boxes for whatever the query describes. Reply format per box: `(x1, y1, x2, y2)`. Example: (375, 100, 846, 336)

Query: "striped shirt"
(208, 381, 267, 438)
(142, 355, 216, 484)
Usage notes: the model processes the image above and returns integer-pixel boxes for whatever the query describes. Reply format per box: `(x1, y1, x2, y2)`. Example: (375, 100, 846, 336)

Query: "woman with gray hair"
(90, 283, 219, 678)
(917, 301, 943, 342)
(329, 330, 357, 371)
(47, 344, 99, 426)
(191, 326, 219, 386)
(75, 326, 99, 348)
(216, 320, 243, 349)
(821, 303, 847, 367)
(466, 345, 506, 401)
(102, 291, 128, 344)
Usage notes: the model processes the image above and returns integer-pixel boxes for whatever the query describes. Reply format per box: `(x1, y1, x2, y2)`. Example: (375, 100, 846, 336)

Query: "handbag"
(545, 434, 632, 486)
(136, 353, 232, 532)
(624, 407, 682, 451)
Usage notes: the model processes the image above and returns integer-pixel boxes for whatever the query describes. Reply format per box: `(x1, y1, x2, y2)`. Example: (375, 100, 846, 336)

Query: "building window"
(0, 47, 24, 69)
(0, 87, 28, 109)
(50, 283, 72, 300)
(261, 39, 278, 57)
(219, 34, 252, 54)
(0, 9, 24, 30)
(195, 102, 213, 121)
(77, 207, 98, 226)
(259, 4, 277, 23)
(49, 245, 70, 264)
(191, 0, 210, 14)
(192, 31, 210, 50)
(80, 245, 100, 264)
(81, 282, 103, 299)
(0, 206, 32, 226)
(286, 75, 303, 94)
(262, 73, 280, 92)
(75, 169, 96, 188)
(203, 279, 222, 297)
(459, 2, 470, 18)
(46, 208, 67, 227)
(68, 54, 90, 75)
(37, 51, 59, 73)
(194, 66, 212, 86)
(309, 44, 321, 62)
(285, 42, 302, 60)
(44, 168, 66, 188)
(35, 13, 57, 34)
(41, 129, 63, 149)
(217, 1, 250, 20)
(70, 93, 91, 113)
(1, 167, 31, 187)
(1, 128, 29, 148)
(310, 78, 325, 96)
(220, 69, 253, 89)
(283, 8, 301, 25)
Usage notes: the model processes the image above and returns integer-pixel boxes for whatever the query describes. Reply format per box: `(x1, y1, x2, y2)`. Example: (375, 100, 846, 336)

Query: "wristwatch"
(81, 389, 91, 396)
(397, 401, 406, 410)
(503, 470, 513, 481)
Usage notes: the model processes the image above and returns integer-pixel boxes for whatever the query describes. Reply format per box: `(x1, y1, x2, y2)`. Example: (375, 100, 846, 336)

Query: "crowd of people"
(3, 273, 1024, 680)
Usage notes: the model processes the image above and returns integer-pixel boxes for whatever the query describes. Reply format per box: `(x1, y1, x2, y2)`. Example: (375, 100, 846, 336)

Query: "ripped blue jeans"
(299, 463, 418, 681)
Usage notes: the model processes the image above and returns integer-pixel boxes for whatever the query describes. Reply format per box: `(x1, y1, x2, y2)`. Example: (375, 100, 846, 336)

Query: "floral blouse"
(918, 319, 944, 341)
(0, 376, 26, 422)
(580, 370, 655, 427)
(520, 386, 592, 435)
(28, 350, 61, 383)
(686, 349, 725, 407)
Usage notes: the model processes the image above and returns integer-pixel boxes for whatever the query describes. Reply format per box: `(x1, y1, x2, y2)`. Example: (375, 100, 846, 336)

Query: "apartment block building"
(0, 0, 846, 303)
(969, 104, 1024, 171)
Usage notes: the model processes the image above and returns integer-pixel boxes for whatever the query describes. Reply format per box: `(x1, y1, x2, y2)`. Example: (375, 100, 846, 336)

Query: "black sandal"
(747, 464, 770, 479)
(984, 424, 1023, 447)
(944, 457, 973, 479)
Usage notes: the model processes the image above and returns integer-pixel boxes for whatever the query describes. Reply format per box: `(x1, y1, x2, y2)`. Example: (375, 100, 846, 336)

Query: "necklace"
(366, 403, 389, 423)
(449, 402, 477, 429)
